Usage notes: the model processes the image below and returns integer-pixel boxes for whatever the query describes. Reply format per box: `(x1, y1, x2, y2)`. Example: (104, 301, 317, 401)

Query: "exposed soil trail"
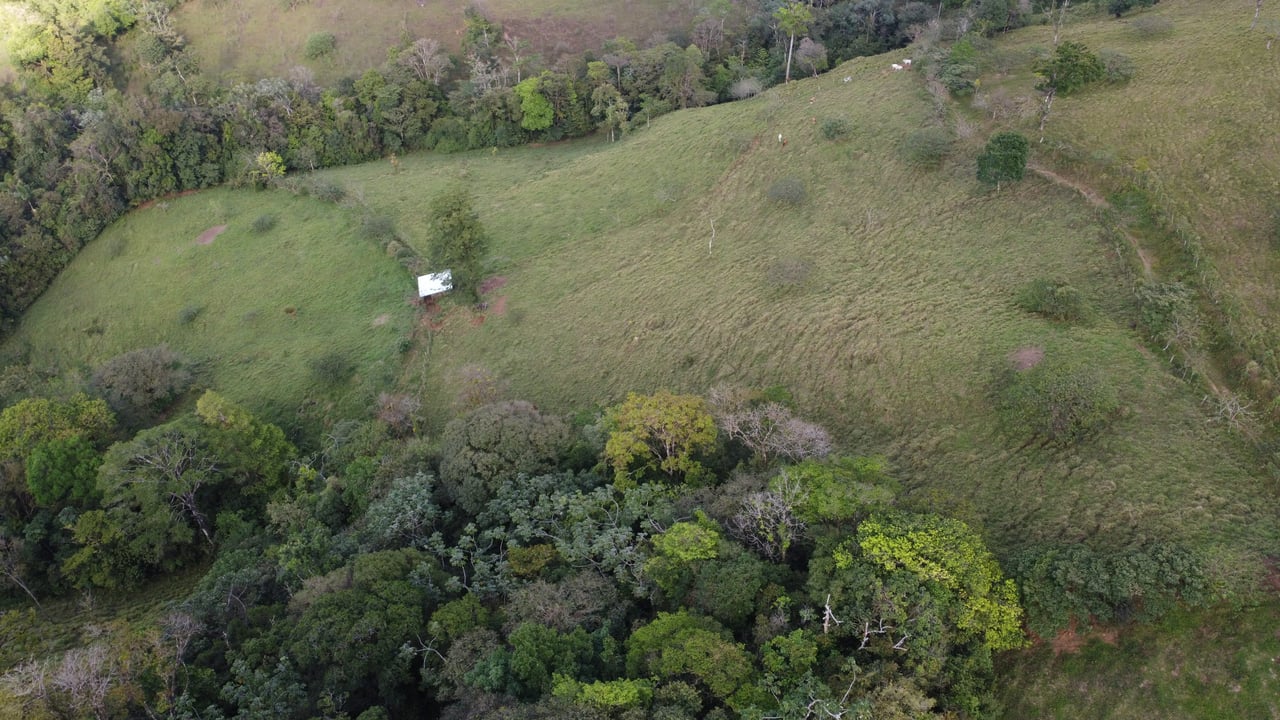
(1030, 165, 1154, 281)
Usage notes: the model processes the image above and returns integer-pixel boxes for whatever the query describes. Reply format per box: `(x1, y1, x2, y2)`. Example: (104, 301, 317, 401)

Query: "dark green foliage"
(901, 127, 953, 168)
(766, 177, 807, 206)
(177, 304, 203, 325)
(1013, 543, 1207, 636)
(687, 543, 770, 631)
(1035, 41, 1105, 95)
(935, 38, 979, 95)
(1015, 279, 1091, 322)
(440, 401, 572, 514)
(307, 180, 347, 202)
(1100, 49, 1135, 83)
(310, 352, 355, 384)
(428, 187, 490, 301)
(995, 357, 1120, 445)
(820, 117, 851, 140)
(252, 213, 278, 232)
(508, 622, 595, 697)
(25, 435, 101, 508)
(90, 345, 193, 427)
(1109, 0, 1160, 18)
(976, 131, 1029, 187)
(304, 32, 337, 60)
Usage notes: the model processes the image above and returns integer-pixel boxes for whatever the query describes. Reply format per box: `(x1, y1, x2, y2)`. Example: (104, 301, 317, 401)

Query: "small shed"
(416, 270, 453, 299)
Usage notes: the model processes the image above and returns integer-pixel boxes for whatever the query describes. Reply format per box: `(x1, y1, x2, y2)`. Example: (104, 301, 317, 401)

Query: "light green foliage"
(773, 1, 812, 83)
(625, 611, 754, 700)
(761, 630, 818, 683)
(651, 517, 720, 563)
(976, 131, 1029, 187)
(0, 393, 114, 463)
(430, 594, 492, 646)
(783, 456, 894, 524)
(856, 512, 1026, 652)
(569, 677, 653, 710)
(427, 186, 490, 301)
(363, 472, 444, 549)
(515, 76, 554, 132)
(1035, 41, 1105, 96)
(25, 435, 102, 508)
(249, 151, 286, 188)
(602, 391, 717, 486)
(196, 391, 295, 492)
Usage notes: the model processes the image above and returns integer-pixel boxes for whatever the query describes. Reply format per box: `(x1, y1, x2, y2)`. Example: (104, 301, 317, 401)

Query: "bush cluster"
(901, 127, 953, 168)
(90, 345, 194, 427)
(766, 177, 807, 206)
(1015, 279, 1090, 322)
(995, 358, 1119, 446)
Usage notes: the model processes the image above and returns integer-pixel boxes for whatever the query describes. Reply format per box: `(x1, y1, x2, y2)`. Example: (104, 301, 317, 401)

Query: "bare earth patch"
(478, 276, 508, 295)
(196, 225, 227, 245)
(372, 313, 391, 327)
(1009, 346, 1045, 371)
(490, 296, 507, 316)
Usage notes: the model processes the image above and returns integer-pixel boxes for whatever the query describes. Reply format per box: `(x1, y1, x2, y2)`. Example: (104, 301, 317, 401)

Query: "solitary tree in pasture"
(976, 131, 1029, 190)
(427, 187, 490, 301)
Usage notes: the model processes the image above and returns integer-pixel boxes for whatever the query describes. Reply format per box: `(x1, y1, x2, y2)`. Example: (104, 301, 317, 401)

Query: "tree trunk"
(785, 33, 796, 83)
(1252, 0, 1263, 30)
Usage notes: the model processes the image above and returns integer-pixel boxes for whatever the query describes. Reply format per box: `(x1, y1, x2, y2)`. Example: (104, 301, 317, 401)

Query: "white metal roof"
(416, 270, 453, 298)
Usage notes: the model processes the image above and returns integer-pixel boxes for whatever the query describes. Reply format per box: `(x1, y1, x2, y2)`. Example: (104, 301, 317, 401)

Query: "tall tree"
(427, 187, 490, 301)
(774, 2, 814, 83)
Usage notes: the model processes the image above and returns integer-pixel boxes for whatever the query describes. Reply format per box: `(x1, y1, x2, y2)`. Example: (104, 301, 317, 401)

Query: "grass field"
(172, 0, 697, 85)
(319, 51, 1280, 571)
(969, 0, 1280, 379)
(0, 188, 417, 430)
(997, 603, 1280, 719)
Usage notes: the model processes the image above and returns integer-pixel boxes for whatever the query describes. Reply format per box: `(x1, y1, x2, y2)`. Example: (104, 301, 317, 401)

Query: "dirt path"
(1030, 165, 1154, 281)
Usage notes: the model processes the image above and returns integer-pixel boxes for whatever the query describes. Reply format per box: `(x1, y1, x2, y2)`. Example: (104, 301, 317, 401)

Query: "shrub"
(91, 346, 193, 426)
(1270, 207, 1280, 250)
(1130, 14, 1173, 37)
(729, 77, 763, 100)
(177, 304, 203, 325)
(362, 214, 398, 245)
(304, 32, 337, 60)
(1099, 49, 1134, 83)
(1015, 279, 1090, 322)
(820, 117, 851, 140)
(976, 131, 1029, 187)
(310, 352, 355, 385)
(995, 358, 1120, 445)
(901, 127, 953, 168)
(1135, 280, 1195, 339)
(766, 177, 806, 206)
(251, 213, 277, 233)
(307, 180, 346, 202)
(1109, 0, 1159, 19)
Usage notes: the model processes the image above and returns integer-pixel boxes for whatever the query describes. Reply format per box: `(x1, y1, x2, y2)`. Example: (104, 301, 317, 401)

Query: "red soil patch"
(489, 296, 507, 317)
(477, 276, 508, 295)
(196, 225, 227, 245)
(1048, 618, 1120, 656)
(1009, 346, 1045, 371)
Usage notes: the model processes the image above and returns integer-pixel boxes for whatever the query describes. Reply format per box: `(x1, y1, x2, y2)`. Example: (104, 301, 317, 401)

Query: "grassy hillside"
(173, 0, 696, 84)
(320, 52, 1279, 570)
(975, 0, 1280, 387)
(0, 189, 417, 429)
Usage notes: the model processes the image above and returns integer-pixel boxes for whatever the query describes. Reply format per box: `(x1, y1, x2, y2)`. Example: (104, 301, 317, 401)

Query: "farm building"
(417, 270, 453, 299)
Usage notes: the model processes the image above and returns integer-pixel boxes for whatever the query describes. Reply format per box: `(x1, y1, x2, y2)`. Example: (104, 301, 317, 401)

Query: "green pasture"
(0, 189, 417, 429)
(320, 48, 1280, 572)
(172, 0, 695, 85)
(997, 603, 1280, 720)
(970, 0, 1280, 374)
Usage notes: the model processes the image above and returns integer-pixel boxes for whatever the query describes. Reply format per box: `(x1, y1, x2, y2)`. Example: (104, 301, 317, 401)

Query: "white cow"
(891, 63, 903, 71)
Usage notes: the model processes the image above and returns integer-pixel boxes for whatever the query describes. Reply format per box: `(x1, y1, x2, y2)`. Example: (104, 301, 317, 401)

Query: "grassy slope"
(0, 189, 417, 427)
(324, 53, 1279, 566)
(980, 0, 1280, 371)
(172, 0, 695, 85)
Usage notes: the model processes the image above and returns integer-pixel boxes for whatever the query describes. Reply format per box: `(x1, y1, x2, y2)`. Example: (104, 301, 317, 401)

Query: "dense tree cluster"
(0, 376, 1210, 718)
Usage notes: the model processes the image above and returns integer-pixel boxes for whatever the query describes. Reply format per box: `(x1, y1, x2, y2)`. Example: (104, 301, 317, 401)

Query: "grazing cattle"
(903, 58, 912, 67)
(891, 63, 903, 71)
(843, 76, 852, 83)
